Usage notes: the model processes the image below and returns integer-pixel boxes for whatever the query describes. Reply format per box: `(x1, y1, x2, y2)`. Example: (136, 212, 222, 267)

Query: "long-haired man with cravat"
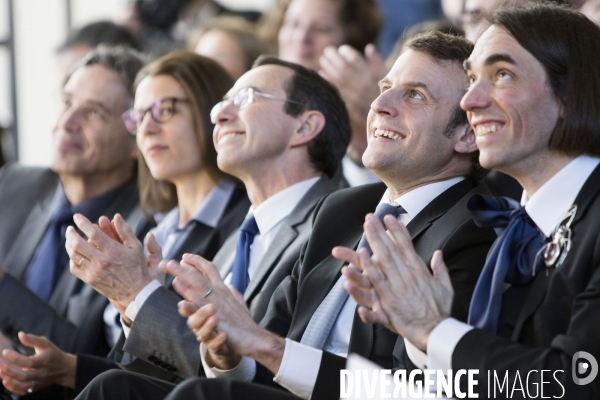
(342, 4, 600, 399)
(111, 32, 498, 400)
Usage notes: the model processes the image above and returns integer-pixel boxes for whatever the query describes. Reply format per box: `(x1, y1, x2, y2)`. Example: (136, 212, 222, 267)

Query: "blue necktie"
(230, 215, 260, 294)
(300, 203, 405, 350)
(467, 194, 545, 333)
(25, 202, 73, 302)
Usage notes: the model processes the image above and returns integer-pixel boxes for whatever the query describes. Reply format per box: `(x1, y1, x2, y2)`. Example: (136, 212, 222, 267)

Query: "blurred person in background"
(0, 52, 249, 400)
(258, 0, 383, 186)
(188, 16, 269, 80)
(582, 0, 600, 24)
(118, 0, 262, 59)
(0, 46, 146, 400)
(376, 0, 445, 58)
(172, 0, 261, 41)
(56, 21, 139, 83)
(461, 0, 567, 43)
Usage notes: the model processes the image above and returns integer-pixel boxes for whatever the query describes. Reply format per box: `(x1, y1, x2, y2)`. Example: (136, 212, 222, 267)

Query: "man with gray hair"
(0, 46, 146, 398)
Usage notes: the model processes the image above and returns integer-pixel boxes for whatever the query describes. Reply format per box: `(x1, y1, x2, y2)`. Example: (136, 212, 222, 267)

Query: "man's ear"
(290, 110, 326, 147)
(453, 124, 478, 154)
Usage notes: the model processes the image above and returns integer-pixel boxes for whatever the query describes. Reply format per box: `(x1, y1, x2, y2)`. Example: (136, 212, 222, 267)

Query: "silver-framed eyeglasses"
(210, 87, 304, 123)
(122, 97, 190, 134)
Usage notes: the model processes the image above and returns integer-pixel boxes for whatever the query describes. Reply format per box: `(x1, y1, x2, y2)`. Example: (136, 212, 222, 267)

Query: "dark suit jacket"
(254, 179, 497, 400)
(0, 164, 148, 400)
(73, 187, 250, 393)
(0, 164, 144, 351)
(451, 164, 600, 399)
(110, 176, 338, 381)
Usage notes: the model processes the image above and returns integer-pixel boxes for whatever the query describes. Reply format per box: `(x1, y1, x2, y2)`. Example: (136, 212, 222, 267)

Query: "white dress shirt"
(203, 177, 465, 400)
(407, 155, 600, 374)
(223, 176, 321, 286)
(118, 179, 236, 338)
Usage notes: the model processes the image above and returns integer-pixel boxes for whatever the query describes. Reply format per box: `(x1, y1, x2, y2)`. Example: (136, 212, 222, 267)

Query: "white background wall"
(1, 0, 273, 166)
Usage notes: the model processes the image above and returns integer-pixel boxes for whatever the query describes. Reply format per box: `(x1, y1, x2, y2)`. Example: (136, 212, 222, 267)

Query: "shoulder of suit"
(320, 182, 387, 208)
(0, 163, 58, 192)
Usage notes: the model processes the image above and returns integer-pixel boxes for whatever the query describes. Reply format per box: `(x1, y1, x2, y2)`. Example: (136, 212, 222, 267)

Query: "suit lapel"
(405, 179, 475, 240)
(243, 223, 297, 302)
(215, 232, 238, 278)
(4, 192, 55, 279)
(244, 176, 336, 303)
(291, 225, 364, 339)
(511, 164, 600, 338)
(168, 223, 214, 262)
(160, 222, 214, 289)
(348, 179, 476, 357)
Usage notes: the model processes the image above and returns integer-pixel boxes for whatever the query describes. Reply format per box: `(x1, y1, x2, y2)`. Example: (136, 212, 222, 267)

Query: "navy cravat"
(25, 202, 73, 302)
(300, 202, 405, 350)
(230, 215, 260, 294)
(467, 194, 545, 333)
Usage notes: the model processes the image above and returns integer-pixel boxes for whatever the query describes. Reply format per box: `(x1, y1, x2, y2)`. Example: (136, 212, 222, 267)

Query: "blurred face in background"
(582, 0, 600, 26)
(51, 64, 136, 178)
(462, 0, 533, 43)
(278, 0, 345, 70)
(194, 29, 248, 80)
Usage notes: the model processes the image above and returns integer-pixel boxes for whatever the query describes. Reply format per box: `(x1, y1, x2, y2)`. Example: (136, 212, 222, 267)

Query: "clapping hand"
(333, 214, 454, 351)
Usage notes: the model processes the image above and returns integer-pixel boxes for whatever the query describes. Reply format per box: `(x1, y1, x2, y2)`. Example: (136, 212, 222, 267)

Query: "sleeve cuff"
(274, 338, 323, 400)
(200, 342, 256, 381)
(404, 338, 428, 369)
(122, 280, 161, 338)
(427, 318, 473, 371)
(124, 279, 162, 322)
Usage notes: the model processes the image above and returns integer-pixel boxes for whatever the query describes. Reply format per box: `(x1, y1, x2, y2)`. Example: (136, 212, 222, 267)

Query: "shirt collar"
(524, 155, 600, 237)
(191, 179, 236, 229)
(52, 179, 133, 222)
(251, 176, 321, 236)
(379, 177, 465, 218)
(154, 178, 237, 235)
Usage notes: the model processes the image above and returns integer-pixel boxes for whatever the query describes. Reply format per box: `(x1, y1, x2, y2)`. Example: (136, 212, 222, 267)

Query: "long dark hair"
(494, 3, 600, 156)
(135, 52, 235, 214)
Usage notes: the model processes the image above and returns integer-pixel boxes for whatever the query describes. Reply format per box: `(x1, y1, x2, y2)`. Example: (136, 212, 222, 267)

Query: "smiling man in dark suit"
(63, 55, 350, 391)
(340, 4, 600, 399)
(76, 32, 499, 400)
(0, 47, 146, 398)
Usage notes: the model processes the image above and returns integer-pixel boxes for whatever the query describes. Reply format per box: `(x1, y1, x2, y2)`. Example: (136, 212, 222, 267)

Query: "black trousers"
(164, 378, 301, 400)
(75, 370, 176, 400)
(76, 369, 301, 400)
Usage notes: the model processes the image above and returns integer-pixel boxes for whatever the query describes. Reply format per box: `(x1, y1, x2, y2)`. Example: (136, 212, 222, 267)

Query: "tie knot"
(240, 215, 259, 235)
(53, 204, 74, 226)
(373, 203, 405, 222)
(468, 194, 532, 230)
